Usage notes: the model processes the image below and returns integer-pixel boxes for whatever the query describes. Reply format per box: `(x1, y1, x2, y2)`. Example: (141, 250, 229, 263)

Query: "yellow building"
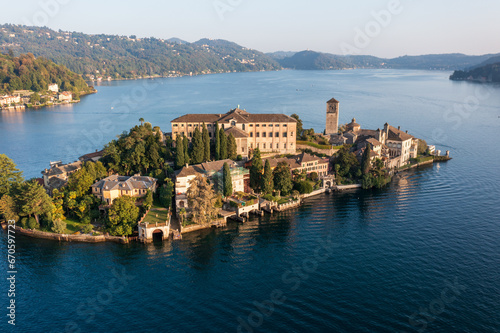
(171, 108, 297, 158)
(91, 174, 157, 205)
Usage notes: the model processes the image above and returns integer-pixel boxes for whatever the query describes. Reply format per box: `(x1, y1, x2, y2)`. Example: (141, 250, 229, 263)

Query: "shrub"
(20, 217, 28, 229)
(28, 217, 39, 230)
(308, 172, 319, 182)
(81, 224, 93, 234)
(262, 194, 276, 202)
(294, 181, 313, 194)
(52, 219, 67, 234)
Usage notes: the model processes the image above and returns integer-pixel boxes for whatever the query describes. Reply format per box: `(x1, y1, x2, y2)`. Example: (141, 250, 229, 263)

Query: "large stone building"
(41, 160, 83, 193)
(325, 98, 340, 135)
(170, 108, 297, 157)
(91, 175, 157, 205)
(259, 152, 330, 177)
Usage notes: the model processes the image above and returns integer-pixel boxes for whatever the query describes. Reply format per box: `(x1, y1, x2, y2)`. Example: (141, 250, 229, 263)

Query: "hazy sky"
(1, 0, 499, 58)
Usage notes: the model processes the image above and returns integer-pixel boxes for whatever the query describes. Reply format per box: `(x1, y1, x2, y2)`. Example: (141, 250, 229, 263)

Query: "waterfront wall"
(296, 144, 339, 156)
(13, 226, 129, 243)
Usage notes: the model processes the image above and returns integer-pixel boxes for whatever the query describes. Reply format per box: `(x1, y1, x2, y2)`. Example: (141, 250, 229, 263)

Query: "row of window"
(250, 143, 294, 150)
(250, 132, 293, 138)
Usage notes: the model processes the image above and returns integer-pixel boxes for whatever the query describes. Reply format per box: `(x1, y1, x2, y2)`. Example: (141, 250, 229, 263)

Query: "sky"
(1, 0, 499, 58)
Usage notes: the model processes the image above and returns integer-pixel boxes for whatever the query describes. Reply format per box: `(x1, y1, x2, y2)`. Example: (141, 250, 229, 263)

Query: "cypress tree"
(361, 143, 371, 175)
(219, 127, 228, 160)
(227, 133, 237, 160)
(223, 162, 233, 197)
(191, 127, 204, 164)
(202, 123, 210, 162)
(250, 148, 263, 192)
(214, 121, 220, 160)
(175, 135, 184, 169)
(183, 135, 190, 165)
(261, 159, 274, 194)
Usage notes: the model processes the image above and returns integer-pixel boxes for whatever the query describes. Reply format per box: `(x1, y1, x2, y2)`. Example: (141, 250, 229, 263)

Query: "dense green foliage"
(0, 52, 93, 95)
(1, 25, 280, 79)
(191, 127, 204, 164)
(159, 179, 174, 209)
(332, 146, 360, 184)
(261, 160, 274, 194)
(219, 128, 228, 160)
(215, 122, 220, 160)
(293, 181, 313, 194)
(0, 154, 23, 197)
(249, 148, 263, 192)
(107, 196, 140, 236)
(223, 162, 233, 197)
(175, 135, 185, 169)
(273, 162, 293, 196)
(102, 123, 172, 178)
(227, 133, 237, 160)
(202, 123, 211, 162)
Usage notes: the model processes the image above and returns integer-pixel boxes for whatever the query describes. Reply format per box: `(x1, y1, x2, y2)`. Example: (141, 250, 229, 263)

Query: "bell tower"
(326, 98, 339, 135)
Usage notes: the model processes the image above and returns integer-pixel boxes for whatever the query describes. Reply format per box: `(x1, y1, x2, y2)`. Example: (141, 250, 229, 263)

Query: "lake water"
(1, 70, 500, 333)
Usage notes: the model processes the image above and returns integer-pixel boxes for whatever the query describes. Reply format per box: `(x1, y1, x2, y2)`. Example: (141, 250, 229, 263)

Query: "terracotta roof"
(92, 175, 156, 191)
(263, 153, 328, 170)
(79, 150, 104, 162)
(366, 138, 383, 146)
(327, 98, 339, 103)
(224, 126, 248, 138)
(171, 108, 297, 124)
(387, 125, 413, 141)
(42, 161, 82, 177)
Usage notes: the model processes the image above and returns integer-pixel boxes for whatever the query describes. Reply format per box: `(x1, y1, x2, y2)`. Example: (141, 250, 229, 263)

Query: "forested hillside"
(0, 24, 281, 80)
(0, 52, 93, 95)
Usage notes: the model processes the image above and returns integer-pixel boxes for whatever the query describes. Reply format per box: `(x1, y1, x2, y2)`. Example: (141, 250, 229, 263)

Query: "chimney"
(185, 164, 188, 168)
(398, 126, 400, 130)
(406, 130, 408, 134)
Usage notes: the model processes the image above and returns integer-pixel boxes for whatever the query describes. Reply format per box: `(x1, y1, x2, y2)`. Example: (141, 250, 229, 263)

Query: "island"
(0, 99, 450, 243)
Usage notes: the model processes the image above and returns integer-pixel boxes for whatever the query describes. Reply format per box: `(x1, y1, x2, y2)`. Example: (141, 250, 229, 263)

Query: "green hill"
(450, 61, 500, 83)
(0, 52, 94, 95)
(0, 24, 281, 80)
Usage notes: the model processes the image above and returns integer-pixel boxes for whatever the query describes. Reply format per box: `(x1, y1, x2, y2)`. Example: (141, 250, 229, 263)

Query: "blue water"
(1, 70, 500, 332)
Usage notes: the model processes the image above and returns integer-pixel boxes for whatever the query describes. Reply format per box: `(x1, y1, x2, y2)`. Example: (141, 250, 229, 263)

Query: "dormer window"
(231, 121, 236, 126)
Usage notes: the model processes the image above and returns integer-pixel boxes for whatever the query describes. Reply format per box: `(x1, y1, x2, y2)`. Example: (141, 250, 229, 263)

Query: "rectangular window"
(250, 143, 253, 148)
(269, 132, 273, 137)
(256, 132, 260, 138)
(189, 124, 192, 127)
(262, 124, 267, 127)
(262, 132, 266, 138)
(250, 132, 253, 138)
(275, 132, 279, 137)
(283, 132, 287, 137)
(284, 143, 287, 149)
(256, 124, 260, 127)
(209, 132, 212, 137)
(276, 143, 279, 149)
(242, 147, 245, 153)
(173, 124, 178, 127)
(189, 132, 192, 137)
(283, 124, 287, 127)
(291, 132, 294, 137)
(249, 124, 253, 127)
(269, 124, 273, 127)
(263, 143, 266, 149)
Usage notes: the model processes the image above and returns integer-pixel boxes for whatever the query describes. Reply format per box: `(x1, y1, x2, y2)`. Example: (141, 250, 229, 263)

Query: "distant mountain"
(450, 60, 500, 83)
(267, 51, 297, 60)
(469, 55, 500, 69)
(0, 24, 281, 79)
(276, 50, 500, 71)
(166, 37, 188, 44)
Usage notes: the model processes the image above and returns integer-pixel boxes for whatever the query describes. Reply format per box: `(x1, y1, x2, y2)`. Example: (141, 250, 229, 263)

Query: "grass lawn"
(65, 218, 87, 234)
(143, 205, 170, 224)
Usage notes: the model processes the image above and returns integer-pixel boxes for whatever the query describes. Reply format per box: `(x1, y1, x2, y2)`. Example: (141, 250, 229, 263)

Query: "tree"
(250, 148, 263, 192)
(50, 189, 66, 222)
(0, 154, 24, 197)
(418, 139, 428, 156)
(219, 128, 227, 160)
(191, 127, 204, 164)
(361, 144, 371, 175)
(273, 161, 293, 196)
(0, 194, 19, 222)
(175, 135, 185, 169)
(202, 123, 211, 162)
(261, 159, 274, 194)
(15, 180, 52, 225)
(52, 219, 67, 234)
(186, 175, 220, 225)
(227, 133, 237, 160)
(183, 135, 190, 165)
(139, 117, 145, 125)
(30, 92, 41, 104)
(143, 190, 153, 210)
(107, 196, 140, 236)
(159, 179, 174, 209)
(223, 162, 233, 197)
(291, 114, 303, 138)
(333, 146, 360, 179)
(214, 121, 220, 160)
(293, 181, 313, 194)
